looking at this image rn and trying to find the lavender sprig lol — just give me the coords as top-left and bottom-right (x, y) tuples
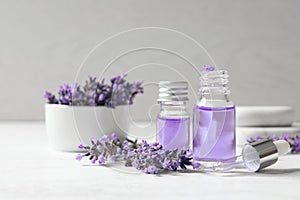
(76, 134), (200, 174)
(247, 134), (300, 153)
(76, 133), (123, 164)
(43, 73), (144, 108)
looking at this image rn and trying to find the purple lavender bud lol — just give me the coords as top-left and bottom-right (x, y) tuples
(111, 133), (118, 140)
(142, 140), (148, 146)
(185, 149), (193, 157)
(132, 160), (139, 168)
(112, 84), (118, 91)
(111, 75), (121, 84)
(87, 91), (95, 98)
(78, 144), (85, 149)
(43, 91), (59, 104)
(279, 135), (291, 141)
(191, 162), (201, 169)
(88, 99), (96, 106)
(202, 64), (215, 72)
(247, 138), (252, 143)
(116, 147), (122, 154)
(43, 91), (52, 99)
(123, 140), (128, 146)
(171, 160), (180, 169)
(255, 136), (263, 140)
(123, 143), (130, 151)
(270, 135), (279, 140)
(127, 150), (135, 157)
(144, 165), (158, 174)
(70, 83), (78, 93)
(295, 138), (299, 143)
(99, 135), (109, 143)
(110, 156), (117, 162)
(291, 137), (300, 153)
(76, 154), (83, 161)
(98, 94), (105, 101)
(63, 83), (69, 88)
(208, 66), (215, 71)
(120, 72), (127, 79)
(98, 156), (105, 165)
(162, 159), (171, 169)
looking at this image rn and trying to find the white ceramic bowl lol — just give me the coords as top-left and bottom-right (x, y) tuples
(236, 106), (294, 127)
(45, 104), (130, 152)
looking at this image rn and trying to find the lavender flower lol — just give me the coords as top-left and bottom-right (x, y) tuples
(83, 76), (110, 106)
(106, 72), (144, 108)
(76, 134), (200, 174)
(75, 154), (84, 161)
(43, 91), (58, 104)
(247, 134), (300, 153)
(201, 64), (215, 72)
(44, 73), (144, 107)
(144, 165), (158, 174)
(191, 162), (201, 169)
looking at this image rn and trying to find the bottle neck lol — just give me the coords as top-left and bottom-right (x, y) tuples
(197, 93), (234, 107)
(198, 70), (234, 108)
(159, 101), (189, 119)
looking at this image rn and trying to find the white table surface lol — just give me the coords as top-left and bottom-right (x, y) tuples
(0, 121), (300, 200)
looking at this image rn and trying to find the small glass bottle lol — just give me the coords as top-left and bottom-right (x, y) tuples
(193, 65), (236, 162)
(157, 81), (190, 150)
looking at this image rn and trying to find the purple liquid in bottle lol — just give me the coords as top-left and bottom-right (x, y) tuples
(157, 117), (189, 150)
(193, 106), (236, 161)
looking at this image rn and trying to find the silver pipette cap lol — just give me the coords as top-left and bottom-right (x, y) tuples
(242, 139), (290, 172)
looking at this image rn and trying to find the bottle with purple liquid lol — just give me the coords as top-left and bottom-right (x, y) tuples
(193, 65), (236, 162)
(157, 81), (189, 150)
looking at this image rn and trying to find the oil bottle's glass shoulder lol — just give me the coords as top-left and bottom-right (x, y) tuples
(196, 99), (235, 108)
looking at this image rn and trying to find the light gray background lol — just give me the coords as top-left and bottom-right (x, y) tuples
(0, 0), (299, 121)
